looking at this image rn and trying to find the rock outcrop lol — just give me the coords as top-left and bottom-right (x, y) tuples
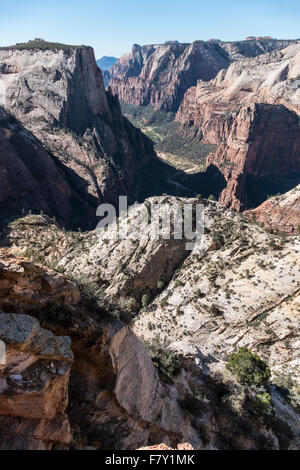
(245, 185), (300, 235)
(176, 42), (300, 137)
(0, 41), (157, 228)
(109, 39), (295, 112)
(206, 103), (300, 210)
(57, 196), (191, 307)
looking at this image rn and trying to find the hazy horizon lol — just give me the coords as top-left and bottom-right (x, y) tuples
(1, 0), (300, 59)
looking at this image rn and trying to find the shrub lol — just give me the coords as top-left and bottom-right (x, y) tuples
(157, 280), (165, 290)
(250, 392), (273, 420)
(144, 340), (182, 383)
(226, 347), (271, 387)
(179, 392), (207, 416)
(207, 194), (216, 201)
(196, 289), (205, 299)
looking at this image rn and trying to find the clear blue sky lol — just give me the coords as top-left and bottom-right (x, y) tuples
(1, 0), (299, 59)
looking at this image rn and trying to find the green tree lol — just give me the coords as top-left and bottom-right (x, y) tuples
(226, 347), (271, 386)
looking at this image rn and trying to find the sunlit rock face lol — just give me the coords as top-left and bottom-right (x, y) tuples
(0, 43), (157, 229)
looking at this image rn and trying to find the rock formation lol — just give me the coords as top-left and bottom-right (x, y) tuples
(2, 198), (299, 450)
(0, 248), (200, 450)
(206, 103), (300, 210)
(109, 39), (295, 112)
(0, 312), (73, 449)
(0, 106), (98, 228)
(176, 42), (300, 136)
(176, 43), (300, 210)
(0, 41), (158, 228)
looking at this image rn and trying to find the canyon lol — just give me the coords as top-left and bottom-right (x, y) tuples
(110, 40), (300, 213)
(109, 39), (295, 112)
(0, 37), (299, 451)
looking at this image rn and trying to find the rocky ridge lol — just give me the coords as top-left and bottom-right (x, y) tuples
(245, 185), (300, 235)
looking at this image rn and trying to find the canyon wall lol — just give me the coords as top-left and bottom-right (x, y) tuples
(176, 43), (300, 210)
(0, 42), (158, 228)
(109, 39), (295, 112)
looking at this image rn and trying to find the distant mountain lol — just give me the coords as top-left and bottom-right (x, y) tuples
(96, 56), (118, 71)
(109, 39), (296, 112)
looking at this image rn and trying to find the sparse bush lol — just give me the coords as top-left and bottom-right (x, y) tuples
(249, 392), (273, 421)
(144, 339), (182, 383)
(179, 392), (207, 417)
(141, 294), (149, 308)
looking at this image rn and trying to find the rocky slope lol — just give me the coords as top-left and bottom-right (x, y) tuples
(109, 39), (294, 112)
(245, 185), (300, 235)
(176, 43), (300, 210)
(2, 197), (299, 449)
(0, 40), (157, 228)
(0, 106), (98, 228)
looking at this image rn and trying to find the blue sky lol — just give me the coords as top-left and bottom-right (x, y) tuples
(1, 0), (299, 59)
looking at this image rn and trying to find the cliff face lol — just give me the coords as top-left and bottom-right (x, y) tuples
(245, 185), (300, 235)
(206, 103), (300, 210)
(0, 46), (110, 133)
(0, 42), (157, 227)
(176, 43), (300, 210)
(109, 39), (295, 112)
(0, 106), (99, 228)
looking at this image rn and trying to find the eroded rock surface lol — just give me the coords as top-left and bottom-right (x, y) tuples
(176, 43), (300, 210)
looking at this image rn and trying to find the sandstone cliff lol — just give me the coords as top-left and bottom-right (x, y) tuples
(109, 39), (294, 112)
(0, 41), (157, 228)
(245, 185), (300, 235)
(206, 103), (300, 210)
(0, 106), (97, 228)
(176, 42), (300, 137)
